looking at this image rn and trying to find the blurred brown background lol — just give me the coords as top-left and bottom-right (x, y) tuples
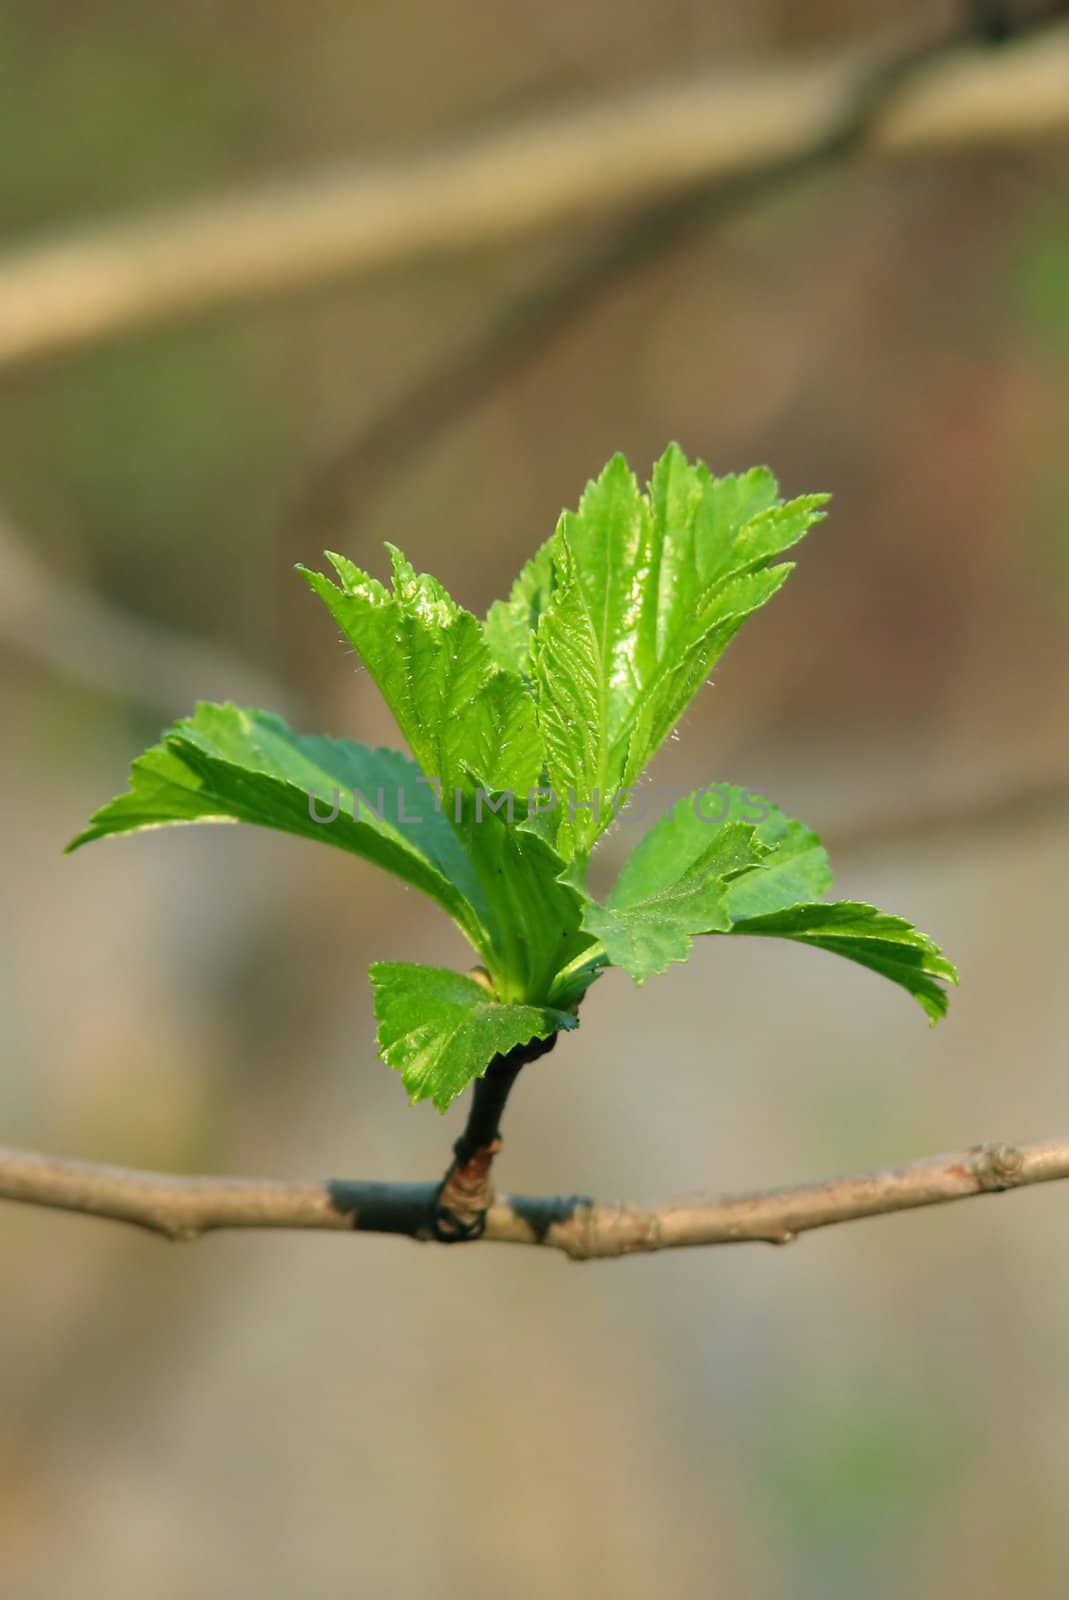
(1, 2), (1068, 1595)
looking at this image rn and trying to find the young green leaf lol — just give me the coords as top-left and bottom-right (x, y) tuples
(581, 818), (768, 979)
(299, 545), (542, 800)
(483, 533), (558, 678)
(608, 783), (833, 925)
(720, 901), (959, 1022)
(532, 445), (827, 861)
(370, 961), (577, 1110)
(581, 785), (830, 979)
(67, 702), (490, 949)
(302, 541), (605, 1003)
(447, 798), (598, 1006)
(585, 782), (956, 1017)
(721, 813), (832, 920)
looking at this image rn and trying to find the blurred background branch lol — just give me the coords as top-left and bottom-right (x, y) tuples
(828, 771), (1069, 856)
(290, 9), (1069, 545)
(0, 19), (1066, 374)
(0, 510), (296, 717)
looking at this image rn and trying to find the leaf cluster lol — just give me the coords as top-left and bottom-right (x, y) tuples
(71, 446), (956, 1108)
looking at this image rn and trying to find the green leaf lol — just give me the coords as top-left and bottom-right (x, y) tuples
(722, 901), (959, 1022)
(582, 818), (767, 979)
(721, 793), (831, 918)
(609, 784), (830, 913)
(370, 961), (577, 1110)
(448, 798), (599, 1006)
(300, 543), (602, 1005)
(483, 534), (558, 678)
(67, 703), (489, 950)
(582, 784), (830, 979)
(533, 445), (827, 860)
(583, 784), (955, 1019)
(299, 545), (543, 799)
(585, 784), (825, 979)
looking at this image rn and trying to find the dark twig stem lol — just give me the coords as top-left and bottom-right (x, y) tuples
(431, 1035), (558, 1241)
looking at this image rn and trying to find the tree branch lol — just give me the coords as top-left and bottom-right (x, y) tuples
(0, 22), (1067, 372)
(1, 1136), (1065, 1260)
(431, 1030), (558, 1241)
